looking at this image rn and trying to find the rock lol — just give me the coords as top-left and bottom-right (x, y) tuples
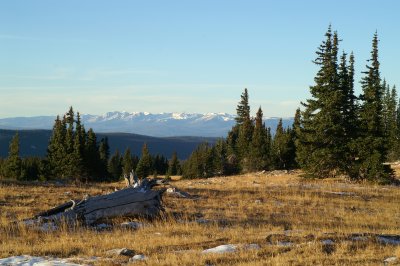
(120, 221), (144, 230)
(129, 254), (146, 262)
(321, 239), (334, 245)
(106, 248), (135, 257)
(202, 244), (237, 254)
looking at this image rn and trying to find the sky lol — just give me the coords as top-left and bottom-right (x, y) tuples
(0, 0), (399, 118)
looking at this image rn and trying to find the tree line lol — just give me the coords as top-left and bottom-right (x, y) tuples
(182, 26), (399, 183)
(0, 107), (181, 182)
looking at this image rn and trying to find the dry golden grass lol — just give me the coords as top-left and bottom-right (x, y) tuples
(1, 169), (399, 265)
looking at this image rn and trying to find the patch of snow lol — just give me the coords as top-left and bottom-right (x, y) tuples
(0, 255), (82, 266)
(202, 244), (237, 254)
(129, 254), (146, 262)
(384, 256), (397, 264)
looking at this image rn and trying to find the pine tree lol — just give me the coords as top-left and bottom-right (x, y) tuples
(167, 151), (180, 176)
(235, 88), (254, 171)
(296, 27), (347, 178)
(47, 115), (67, 179)
(5, 132), (22, 179)
(84, 128), (101, 182)
(356, 32), (392, 181)
(248, 107), (270, 171)
(272, 119), (291, 169)
(383, 84), (398, 160)
(108, 149), (122, 181)
(213, 139), (228, 176)
(99, 137), (110, 179)
(122, 148), (134, 177)
(136, 143), (153, 179)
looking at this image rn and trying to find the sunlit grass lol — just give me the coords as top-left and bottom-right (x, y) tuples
(1, 168), (399, 265)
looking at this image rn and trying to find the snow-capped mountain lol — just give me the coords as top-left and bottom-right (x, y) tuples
(0, 112), (293, 137)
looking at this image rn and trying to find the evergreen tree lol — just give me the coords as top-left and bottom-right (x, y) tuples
(122, 148), (134, 177)
(182, 142), (214, 179)
(47, 115), (67, 178)
(248, 107), (270, 171)
(84, 128), (101, 182)
(235, 88), (254, 171)
(5, 132), (21, 179)
(167, 151), (180, 176)
(99, 137), (110, 179)
(108, 149), (122, 181)
(272, 119), (292, 169)
(356, 32), (392, 181)
(296, 26), (348, 178)
(383, 84), (398, 160)
(235, 88), (251, 125)
(213, 139), (228, 176)
(136, 143), (153, 179)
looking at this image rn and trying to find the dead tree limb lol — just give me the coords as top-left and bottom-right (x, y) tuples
(31, 178), (167, 225)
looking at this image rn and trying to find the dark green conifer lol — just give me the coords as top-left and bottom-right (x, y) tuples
(356, 32), (392, 181)
(167, 151), (180, 176)
(249, 107), (269, 171)
(5, 132), (21, 179)
(136, 143), (153, 179)
(297, 26), (347, 178)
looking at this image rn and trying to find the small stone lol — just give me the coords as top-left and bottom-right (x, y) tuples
(129, 254), (146, 262)
(322, 239), (334, 245)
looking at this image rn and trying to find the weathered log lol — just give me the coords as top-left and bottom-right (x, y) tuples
(32, 178), (166, 225)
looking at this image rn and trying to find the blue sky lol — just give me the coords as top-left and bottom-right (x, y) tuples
(0, 0), (399, 118)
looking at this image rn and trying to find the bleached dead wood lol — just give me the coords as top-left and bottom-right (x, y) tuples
(31, 178), (166, 225)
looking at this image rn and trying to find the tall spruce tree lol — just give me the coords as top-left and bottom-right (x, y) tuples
(108, 149), (122, 181)
(272, 119), (292, 169)
(136, 143), (153, 179)
(47, 115), (67, 178)
(297, 27), (348, 178)
(235, 88), (254, 171)
(356, 32), (392, 181)
(167, 151), (180, 176)
(122, 148), (134, 177)
(383, 84), (398, 160)
(5, 132), (22, 179)
(249, 107), (270, 171)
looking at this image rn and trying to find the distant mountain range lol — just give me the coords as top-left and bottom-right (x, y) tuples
(0, 112), (294, 137)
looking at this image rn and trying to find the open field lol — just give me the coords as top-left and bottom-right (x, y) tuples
(1, 170), (400, 265)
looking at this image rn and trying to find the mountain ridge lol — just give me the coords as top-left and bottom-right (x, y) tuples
(0, 112), (294, 137)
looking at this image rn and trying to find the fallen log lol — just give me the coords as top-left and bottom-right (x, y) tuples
(30, 178), (166, 225)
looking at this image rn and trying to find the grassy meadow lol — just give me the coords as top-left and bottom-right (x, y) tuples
(0, 168), (399, 265)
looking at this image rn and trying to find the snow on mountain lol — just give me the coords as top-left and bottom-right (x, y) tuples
(0, 112), (293, 137)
